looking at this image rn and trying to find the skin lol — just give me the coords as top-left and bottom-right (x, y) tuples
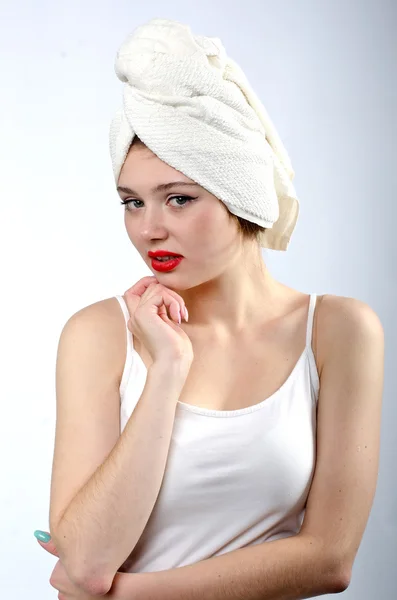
(37, 143), (306, 597)
(117, 141), (305, 338)
(35, 141), (385, 598)
(36, 537), (139, 598)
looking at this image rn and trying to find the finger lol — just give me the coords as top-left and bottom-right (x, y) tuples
(141, 283), (187, 323)
(35, 536), (59, 557)
(157, 287), (188, 321)
(124, 277), (188, 322)
(124, 276), (158, 299)
(123, 277), (158, 318)
(140, 286), (182, 324)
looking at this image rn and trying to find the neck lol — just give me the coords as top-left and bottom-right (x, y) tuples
(177, 245), (290, 336)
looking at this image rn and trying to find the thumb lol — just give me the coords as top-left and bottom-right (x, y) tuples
(34, 530), (59, 557)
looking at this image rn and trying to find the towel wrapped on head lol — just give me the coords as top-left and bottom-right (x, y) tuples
(109, 18), (299, 251)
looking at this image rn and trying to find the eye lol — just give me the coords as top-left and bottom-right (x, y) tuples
(119, 195), (196, 211)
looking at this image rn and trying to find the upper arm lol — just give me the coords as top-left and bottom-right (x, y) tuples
(49, 299), (124, 535)
(299, 295), (384, 584)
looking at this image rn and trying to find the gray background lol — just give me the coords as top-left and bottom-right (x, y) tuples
(1, 0), (395, 597)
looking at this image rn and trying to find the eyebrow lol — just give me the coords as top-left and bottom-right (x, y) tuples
(117, 181), (199, 195)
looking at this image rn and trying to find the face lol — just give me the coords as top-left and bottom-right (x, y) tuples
(117, 143), (245, 290)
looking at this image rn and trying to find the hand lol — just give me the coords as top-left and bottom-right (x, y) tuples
(35, 531), (153, 599)
(50, 560), (98, 600)
(123, 275), (193, 366)
(35, 533), (98, 599)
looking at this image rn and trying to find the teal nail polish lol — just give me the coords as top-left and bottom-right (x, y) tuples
(34, 530), (51, 543)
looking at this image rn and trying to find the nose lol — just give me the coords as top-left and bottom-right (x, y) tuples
(138, 207), (169, 243)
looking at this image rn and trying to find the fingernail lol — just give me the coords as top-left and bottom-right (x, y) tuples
(34, 530), (51, 543)
(177, 309), (181, 325)
(184, 307), (189, 322)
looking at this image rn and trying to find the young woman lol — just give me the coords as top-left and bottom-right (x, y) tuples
(38, 18), (384, 600)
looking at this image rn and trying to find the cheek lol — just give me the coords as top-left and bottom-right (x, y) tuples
(187, 208), (238, 265)
(192, 207), (229, 242)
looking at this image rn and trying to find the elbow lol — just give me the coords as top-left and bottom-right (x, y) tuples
(326, 574), (351, 595)
(60, 560), (115, 597)
(324, 555), (352, 594)
(49, 526), (114, 597)
(333, 566), (352, 594)
(49, 567), (110, 598)
(73, 574), (114, 597)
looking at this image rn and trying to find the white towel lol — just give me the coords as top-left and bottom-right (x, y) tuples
(109, 18), (299, 251)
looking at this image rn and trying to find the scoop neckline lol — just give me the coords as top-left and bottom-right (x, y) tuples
(131, 344), (309, 418)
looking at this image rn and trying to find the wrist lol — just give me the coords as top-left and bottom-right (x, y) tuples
(150, 358), (191, 381)
(111, 570), (154, 600)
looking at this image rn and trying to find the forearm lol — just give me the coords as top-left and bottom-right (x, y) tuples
(118, 534), (347, 600)
(50, 361), (187, 591)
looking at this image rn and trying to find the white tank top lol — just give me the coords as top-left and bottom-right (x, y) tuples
(114, 293), (320, 573)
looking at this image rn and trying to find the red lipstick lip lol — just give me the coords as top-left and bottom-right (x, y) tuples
(150, 255), (184, 272)
(148, 250), (183, 258)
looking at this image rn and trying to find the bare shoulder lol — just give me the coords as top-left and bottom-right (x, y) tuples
(315, 293), (384, 376)
(63, 296), (127, 387)
(68, 296), (125, 326)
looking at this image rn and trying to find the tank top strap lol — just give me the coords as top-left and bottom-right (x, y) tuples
(114, 295), (133, 398)
(305, 293), (317, 349)
(114, 294), (130, 326)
